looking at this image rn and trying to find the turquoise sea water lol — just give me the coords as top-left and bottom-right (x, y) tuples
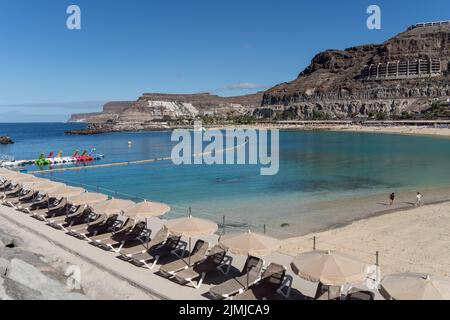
(2, 123), (450, 236)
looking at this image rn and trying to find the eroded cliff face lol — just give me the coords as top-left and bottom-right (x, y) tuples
(68, 24), (450, 128)
(260, 24), (450, 119)
(69, 93), (262, 126)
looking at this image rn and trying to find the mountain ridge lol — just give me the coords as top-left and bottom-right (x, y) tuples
(68, 22), (450, 130)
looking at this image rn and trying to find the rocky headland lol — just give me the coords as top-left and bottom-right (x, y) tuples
(68, 23), (450, 134)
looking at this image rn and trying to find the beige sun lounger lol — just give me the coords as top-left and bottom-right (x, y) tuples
(159, 240), (210, 277)
(173, 244), (231, 289)
(209, 256), (264, 299)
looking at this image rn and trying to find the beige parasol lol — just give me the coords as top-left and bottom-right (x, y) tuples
(23, 181), (65, 193)
(91, 198), (135, 216)
(0, 169), (24, 179)
(124, 200), (170, 220)
(165, 213), (218, 265)
(1, 172), (27, 183)
(291, 250), (368, 286)
(219, 230), (280, 257)
(219, 230), (281, 288)
(67, 192), (109, 206)
(48, 185), (85, 199)
(11, 175), (46, 185)
(380, 273), (450, 300)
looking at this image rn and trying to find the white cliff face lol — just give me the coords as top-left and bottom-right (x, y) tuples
(146, 100), (199, 117)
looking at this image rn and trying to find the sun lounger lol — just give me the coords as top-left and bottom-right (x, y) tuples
(50, 205), (92, 231)
(232, 263), (291, 300)
(208, 256), (264, 299)
(33, 198), (68, 221)
(47, 204), (83, 225)
(128, 235), (182, 269)
(75, 215), (121, 241)
(0, 180), (11, 191)
(5, 190), (38, 207)
(67, 213), (108, 234)
(119, 227), (169, 259)
(97, 221), (150, 253)
(89, 218), (134, 244)
(159, 240), (210, 277)
(0, 184), (22, 199)
(1, 189), (32, 205)
(173, 244), (230, 289)
(315, 283), (343, 300)
(345, 288), (375, 300)
(19, 194), (49, 213)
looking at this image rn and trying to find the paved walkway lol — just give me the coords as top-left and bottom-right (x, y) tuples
(0, 204), (376, 300)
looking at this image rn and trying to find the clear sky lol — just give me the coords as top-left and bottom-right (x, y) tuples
(1, 0), (449, 121)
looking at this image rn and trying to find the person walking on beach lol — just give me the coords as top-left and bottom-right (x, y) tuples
(389, 192), (395, 205)
(415, 192), (423, 207)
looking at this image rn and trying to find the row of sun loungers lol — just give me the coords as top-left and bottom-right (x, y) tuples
(1, 174), (293, 300)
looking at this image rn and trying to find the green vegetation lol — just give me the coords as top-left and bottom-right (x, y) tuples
(307, 110), (331, 120)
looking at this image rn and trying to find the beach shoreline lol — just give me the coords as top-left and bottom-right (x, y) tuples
(206, 123), (450, 139)
(264, 184), (450, 239)
(280, 199), (450, 278)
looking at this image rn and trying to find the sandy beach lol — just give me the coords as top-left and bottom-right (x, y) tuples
(281, 200), (450, 278)
(210, 123), (450, 138)
(333, 125), (450, 138)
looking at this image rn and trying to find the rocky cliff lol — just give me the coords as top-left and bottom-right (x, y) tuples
(67, 93), (263, 132)
(68, 23), (450, 129)
(68, 101), (134, 122)
(259, 24), (450, 119)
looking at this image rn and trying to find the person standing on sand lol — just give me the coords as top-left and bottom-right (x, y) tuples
(389, 192), (395, 205)
(415, 192), (423, 207)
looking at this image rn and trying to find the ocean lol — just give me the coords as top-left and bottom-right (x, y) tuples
(2, 122), (450, 237)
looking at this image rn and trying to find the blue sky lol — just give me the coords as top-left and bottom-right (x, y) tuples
(1, 0), (449, 121)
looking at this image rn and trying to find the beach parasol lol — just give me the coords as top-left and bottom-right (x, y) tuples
(48, 185), (85, 199)
(67, 192), (109, 206)
(219, 230), (281, 288)
(11, 175), (46, 185)
(380, 273), (450, 300)
(124, 200), (170, 221)
(23, 181), (65, 193)
(165, 213), (218, 266)
(291, 250), (368, 299)
(0, 169), (23, 179)
(91, 198), (135, 216)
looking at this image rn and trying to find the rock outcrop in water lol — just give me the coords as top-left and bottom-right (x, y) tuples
(0, 136), (13, 145)
(67, 23), (450, 133)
